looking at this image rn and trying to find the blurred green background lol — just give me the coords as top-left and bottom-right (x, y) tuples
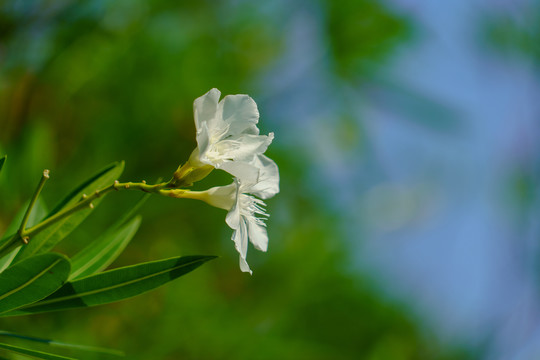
(1, 0), (539, 359)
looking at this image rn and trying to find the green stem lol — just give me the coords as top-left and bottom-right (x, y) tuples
(0, 234), (19, 261)
(23, 184), (116, 239)
(24, 181), (167, 239)
(0, 180), (170, 260)
(18, 170), (50, 243)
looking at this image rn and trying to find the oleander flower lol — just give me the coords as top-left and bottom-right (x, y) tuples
(168, 89), (279, 273)
(181, 154), (279, 274)
(172, 88), (274, 187)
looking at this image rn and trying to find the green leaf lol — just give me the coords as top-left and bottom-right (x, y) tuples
(0, 331), (124, 357)
(0, 247), (21, 275)
(0, 155), (5, 175)
(5, 255), (215, 316)
(0, 253), (70, 315)
(14, 161), (124, 262)
(69, 192), (149, 280)
(1, 198), (48, 240)
(0, 342), (76, 360)
(109, 192), (150, 232)
(69, 216), (141, 280)
(0, 198), (48, 273)
(48, 162), (123, 216)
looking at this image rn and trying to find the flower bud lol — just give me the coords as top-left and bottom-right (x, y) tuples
(170, 149), (214, 188)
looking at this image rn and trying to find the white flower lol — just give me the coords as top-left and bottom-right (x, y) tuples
(169, 88), (279, 273)
(189, 88), (274, 184)
(196, 154), (279, 274)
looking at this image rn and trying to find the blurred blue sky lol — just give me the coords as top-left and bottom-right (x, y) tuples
(261, 0), (540, 358)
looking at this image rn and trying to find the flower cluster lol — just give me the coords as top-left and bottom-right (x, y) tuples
(173, 89), (279, 274)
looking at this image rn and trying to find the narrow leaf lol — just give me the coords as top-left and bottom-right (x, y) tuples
(5, 255), (215, 316)
(0, 331), (124, 357)
(69, 216), (141, 280)
(110, 192), (150, 232)
(1, 198), (48, 240)
(0, 253), (70, 314)
(14, 161), (124, 262)
(48, 162), (123, 215)
(0, 342), (75, 360)
(68, 192), (149, 280)
(0, 198), (48, 273)
(0, 247), (20, 275)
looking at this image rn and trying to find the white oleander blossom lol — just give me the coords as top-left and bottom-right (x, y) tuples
(200, 154), (279, 274)
(188, 88), (274, 184)
(170, 89), (279, 272)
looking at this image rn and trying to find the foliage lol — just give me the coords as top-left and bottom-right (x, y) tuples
(482, 2), (540, 65)
(0, 157), (215, 358)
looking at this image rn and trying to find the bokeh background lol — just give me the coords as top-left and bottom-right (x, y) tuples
(1, 0), (539, 359)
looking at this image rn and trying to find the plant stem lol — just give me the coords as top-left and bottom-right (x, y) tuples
(0, 234), (20, 261)
(23, 181), (168, 239)
(22, 184), (116, 239)
(18, 170), (50, 243)
(0, 180), (170, 260)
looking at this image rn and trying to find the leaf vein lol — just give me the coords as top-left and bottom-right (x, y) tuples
(24, 258), (205, 308)
(0, 259), (62, 302)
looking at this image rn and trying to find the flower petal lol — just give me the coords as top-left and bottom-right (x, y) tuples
(219, 161), (259, 184)
(239, 256), (252, 274)
(217, 132), (274, 163)
(225, 182), (242, 228)
(219, 94), (260, 136)
(232, 218), (252, 274)
(193, 88), (221, 133)
(192, 129), (209, 166)
(205, 183), (237, 210)
(248, 154), (280, 199)
(247, 220), (268, 252)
